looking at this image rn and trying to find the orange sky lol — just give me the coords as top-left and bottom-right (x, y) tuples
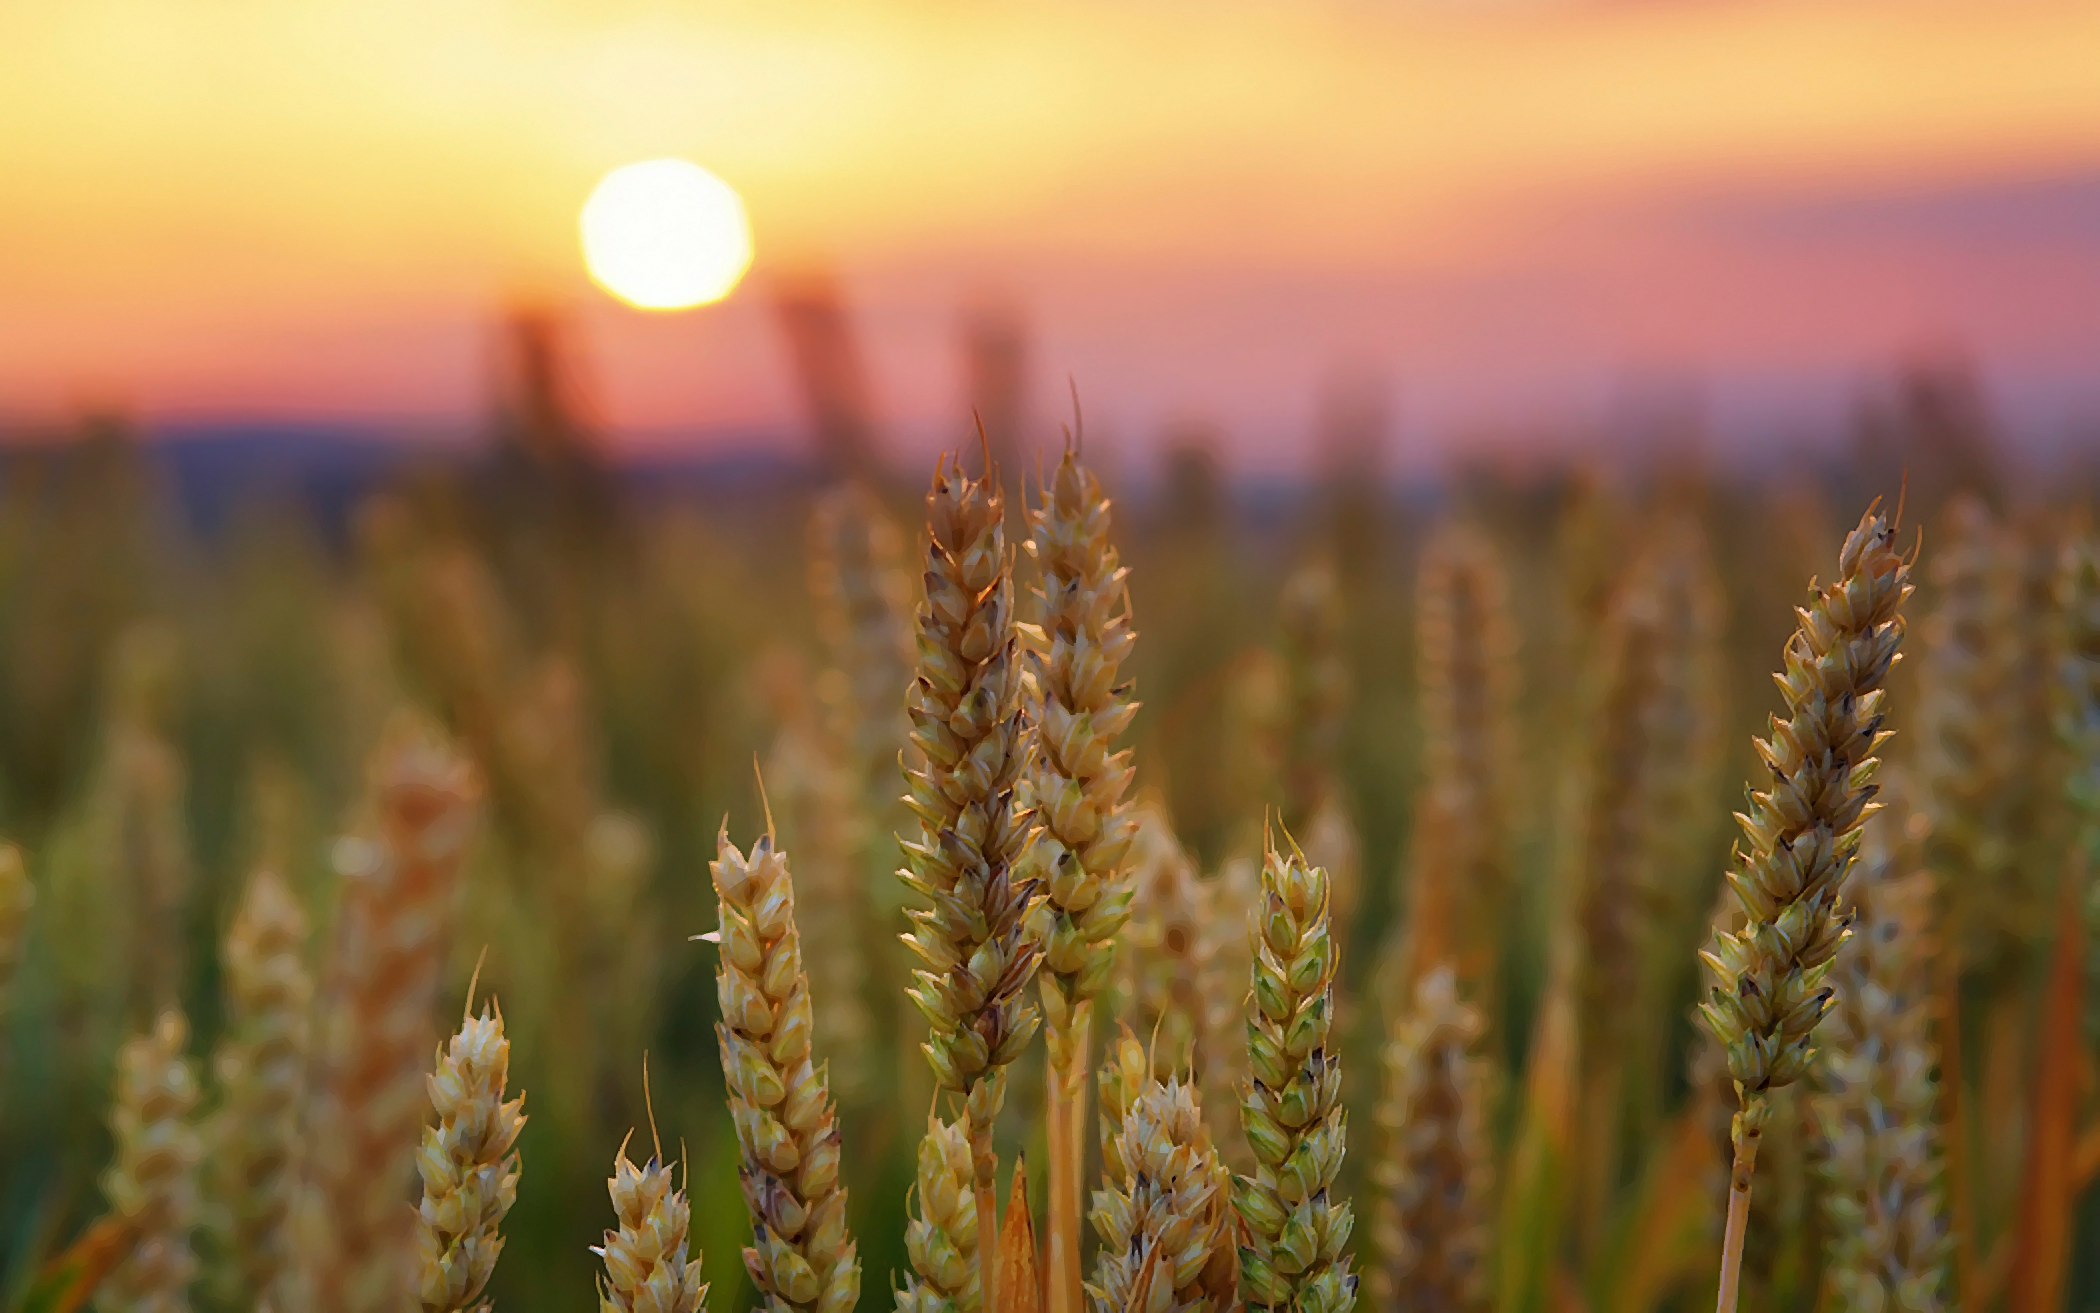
(5, 0), (2100, 463)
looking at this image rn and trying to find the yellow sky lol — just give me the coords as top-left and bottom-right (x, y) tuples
(4, 0), (2099, 434)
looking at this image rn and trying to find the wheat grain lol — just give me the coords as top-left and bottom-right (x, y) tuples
(1021, 445), (1139, 1313)
(897, 456), (1042, 1309)
(213, 867), (312, 1308)
(1088, 1028), (1235, 1313)
(1235, 842), (1356, 1313)
(1815, 800), (1949, 1312)
(595, 1145), (709, 1313)
(414, 1000), (525, 1313)
(304, 717), (483, 1313)
(100, 1009), (202, 1313)
(1700, 505), (1911, 1313)
(1370, 966), (1491, 1313)
(708, 828), (862, 1313)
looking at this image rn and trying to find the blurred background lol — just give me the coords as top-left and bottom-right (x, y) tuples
(3, 0), (2098, 1309)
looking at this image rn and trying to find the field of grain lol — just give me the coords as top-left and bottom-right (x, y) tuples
(0, 344), (2095, 1313)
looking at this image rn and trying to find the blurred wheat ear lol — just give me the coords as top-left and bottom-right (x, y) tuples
(100, 1008), (202, 1313)
(0, 841), (32, 1104)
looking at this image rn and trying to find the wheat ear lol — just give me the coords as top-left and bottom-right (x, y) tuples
(214, 867), (312, 1308)
(0, 841), (32, 1101)
(1389, 522), (1517, 1021)
(305, 718), (483, 1313)
(898, 455), (1042, 1311)
(1022, 445), (1139, 1313)
(1699, 506), (1911, 1313)
(413, 999), (524, 1313)
(708, 827), (861, 1313)
(810, 481), (919, 794)
(1123, 801), (1212, 1082)
(1235, 841), (1357, 1313)
(1815, 801), (1950, 1310)
(594, 1145), (708, 1313)
(1370, 966), (1492, 1312)
(1278, 558), (1360, 923)
(101, 1009), (203, 1313)
(896, 1114), (981, 1313)
(1088, 1027), (1236, 1313)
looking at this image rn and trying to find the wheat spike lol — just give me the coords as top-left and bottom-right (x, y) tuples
(811, 481), (919, 795)
(1815, 800), (1950, 1312)
(708, 828), (862, 1313)
(2056, 532), (2100, 836)
(762, 671), (877, 1104)
(897, 456), (1042, 1308)
(304, 717), (483, 1313)
(1700, 505), (1911, 1313)
(1235, 842), (1357, 1313)
(1122, 801), (1212, 1081)
(100, 1009), (203, 1313)
(594, 1145), (709, 1313)
(213, 867), (312, 1308)
(1914, 494), (2032, 979)
(1370, 966), (1492, 1313)
(1198, 855), (1260, 1171)
(414, 1000), (524, 1313)
(896, 1114), (982, 1313)
(1392, 521), (1517, 1018)
(1021, 445), (1139, 1313)
(1087, 1028), (1236, 1313)
(1277, 558), (1360, 923)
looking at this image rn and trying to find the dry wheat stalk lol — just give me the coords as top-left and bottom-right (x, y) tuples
(1914, 495), (2031, 979)
(1021, 446), (1139, 1313)
(304, 718), (483, 1313)
(1088, 1028), (1236, 1313)
(1815, 801), (1949, 1312)
(213, 867), (312, 1308)
(414, 1000), (525, 1313)
(1370, 966), (1492, 1313)
(1700, 505), (1911, 1313)
(896, 1114), (982, 1313)
(1235, 843), (1356, 1313)
(101, 1009), (202, 1313)
(897, 456), (1042, 1309)
(707, 828), (862, 1313)
(1392, 522), (1517, 1019)
(1122, 801), (1212, 1081)
(595, 1144), (709, 1313)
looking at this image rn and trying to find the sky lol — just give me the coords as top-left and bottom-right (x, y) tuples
(3, 0), (2099, 470)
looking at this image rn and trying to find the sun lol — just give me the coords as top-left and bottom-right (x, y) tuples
(580, 159), (754, 311)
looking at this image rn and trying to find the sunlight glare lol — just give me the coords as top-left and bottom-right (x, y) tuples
(580, 159), (753, 311)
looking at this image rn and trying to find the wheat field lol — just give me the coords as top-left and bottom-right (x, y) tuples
(0, 365), (2095, 1313)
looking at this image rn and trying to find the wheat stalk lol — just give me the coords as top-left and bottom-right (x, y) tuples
(594, 1144), (709, 1313)
(1021, 445), (1139, 1313)
(304, 717), (483, 1313)
(1815, 800), (1950, 1311)
(896, 1114), (981, 1313)
(707, 827), (862, 1313)
(1699, 505), (1911, 1313)
(1370, 966), (1492, 1312)
(101, 1009), (202, 1313)
(1235, 841), (1356, 1313)
(1088, 1027), (1236, 1313)
(414, 1000), (525, 1313)
(1278, 560), (1360, 925)
(1390, 522), (1517, 1021)
(897, 455), (1042, 1310)
(0, 840), (31, 1101)
(213, 867), (312, 1308)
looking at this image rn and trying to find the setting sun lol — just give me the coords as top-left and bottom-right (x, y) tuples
(580, 159), (753, 312)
